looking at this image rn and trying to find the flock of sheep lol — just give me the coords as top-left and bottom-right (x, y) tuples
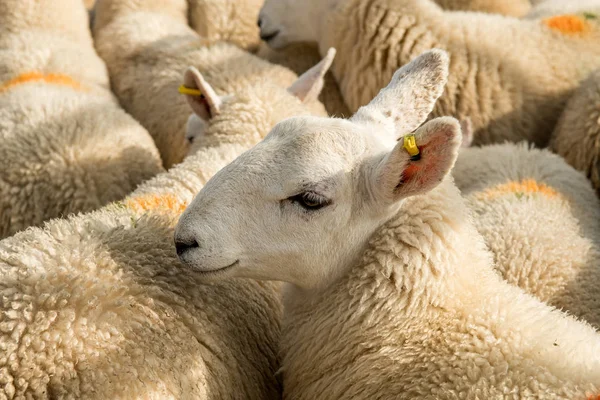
(1, 0), (600, 398)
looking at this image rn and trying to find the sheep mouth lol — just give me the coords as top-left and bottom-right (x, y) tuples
(260, 30), (280, 42)
(197, 260), (240, 276)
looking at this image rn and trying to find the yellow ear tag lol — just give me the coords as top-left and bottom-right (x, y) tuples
(403, 134), (421, 161)
(178, 85), (203, 97)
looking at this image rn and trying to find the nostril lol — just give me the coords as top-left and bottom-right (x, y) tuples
(257, 18), (263, 28)
(175, 238), (199, 257)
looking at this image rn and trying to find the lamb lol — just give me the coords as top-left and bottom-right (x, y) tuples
(0, 0), (163, 239)
(550, 69), (600, 195)
(0, 50), (333, 399)
(258, 0), (600, 147)
(175, 50), (600, 399)
(93, 0), (325, 168)
(453, 142), (600, 329)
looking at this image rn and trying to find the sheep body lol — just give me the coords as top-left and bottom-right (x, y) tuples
(0, 0), (163, 239)
(453, 143), (600, 328)
(260, 0), (600, 146)
(93, 0), (324, 168)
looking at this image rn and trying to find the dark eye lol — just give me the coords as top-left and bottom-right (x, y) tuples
(288, 192), (331, 211)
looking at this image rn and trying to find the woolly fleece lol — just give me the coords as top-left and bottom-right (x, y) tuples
(0, 71), (327, 398)
(0, 0), (163, 239)
(454, 143), (600, 329)
(268, 0), (600, 146)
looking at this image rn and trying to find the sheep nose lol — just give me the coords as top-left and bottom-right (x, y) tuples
(257, 17), (263, 28)
(175, 238), (200, 257)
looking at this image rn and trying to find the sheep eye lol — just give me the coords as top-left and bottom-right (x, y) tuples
(288, 192), (330, 211)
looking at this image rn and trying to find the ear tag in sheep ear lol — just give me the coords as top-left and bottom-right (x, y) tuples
(178, 85), (203, 97)
(403, 134), (421, 161)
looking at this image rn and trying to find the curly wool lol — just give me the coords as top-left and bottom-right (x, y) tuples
(454, 143), (600, 329)
(0, 0), (163, 239)
(316, 0), (600, 146)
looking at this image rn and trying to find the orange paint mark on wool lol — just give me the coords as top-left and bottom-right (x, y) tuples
(125, 194), (189, 215)
(0, 72), (88, 94)
(542, 15), (589, 35)
(477, 179), (561, 201)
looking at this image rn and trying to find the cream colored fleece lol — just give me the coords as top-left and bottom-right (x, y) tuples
(281, 178), (600, 400)
(0, 0), (163, 239)
(315, 0), (600, 146)
(550, 69), (600, 196)
(454, 143), (600, 329)
(93, 0), (324, 168)
(0, 78), (325, 399)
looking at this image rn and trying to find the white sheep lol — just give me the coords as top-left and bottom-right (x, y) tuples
(0, 0), (163, 239)
(453, 142), (600, 329)
(550, 69), (600, 195)
(258, 0), (600, 147)
(93, 0), (326, 168)
(0, 53), (333, 399)
(175, 50), (600, 399)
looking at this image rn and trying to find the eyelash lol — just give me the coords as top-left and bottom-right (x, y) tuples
(287, 191), (331, 211)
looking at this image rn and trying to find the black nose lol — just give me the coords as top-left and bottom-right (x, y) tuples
(257, 18), (262, 28)
(175, 238), (199, 257)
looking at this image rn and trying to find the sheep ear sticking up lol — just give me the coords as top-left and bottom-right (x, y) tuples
(373, 117), (462, 204)
(351, 49), (450, 143)
(183, 66), (222, 122)
(287, 47), (336, 103)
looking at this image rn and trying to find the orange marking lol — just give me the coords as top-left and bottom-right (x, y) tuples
(125, 194), (188, 215)
(543, 15), (590, 35)
(477, 179), (561, 201)
(0, 72), (88, 94)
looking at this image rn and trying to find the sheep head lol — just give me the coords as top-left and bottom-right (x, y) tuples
(182, 48), (336, 151)
(174, 50), (463, 289)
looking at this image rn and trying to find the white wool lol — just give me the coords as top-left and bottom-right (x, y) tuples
(0, 0), (163, 239)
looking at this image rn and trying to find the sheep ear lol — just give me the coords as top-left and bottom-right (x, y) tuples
(372, 117), (461, 204)
(183, 66), (222, 122)
(287, 48), (336, 103)
(351, 49), (449, 143)
(460, 117), (473, 148)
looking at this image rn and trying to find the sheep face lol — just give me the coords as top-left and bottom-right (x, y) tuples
(174, 50), (462, 290)
(258, 0), (340, 49)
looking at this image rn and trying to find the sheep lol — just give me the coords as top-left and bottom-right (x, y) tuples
(434, 0), (531, 16)
(0, 0), (163, 239)
(92, 0), (326, 168)
(258, 0), (600, 148)
(0, 49), (333, 399)
(550, 69), (600, 196)
(175, 50), (600, 399)
(453, 142), (600, 329)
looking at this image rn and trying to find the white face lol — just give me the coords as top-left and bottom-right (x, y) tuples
(258, 0), (340, 49)
(175, 50), (462, 290)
